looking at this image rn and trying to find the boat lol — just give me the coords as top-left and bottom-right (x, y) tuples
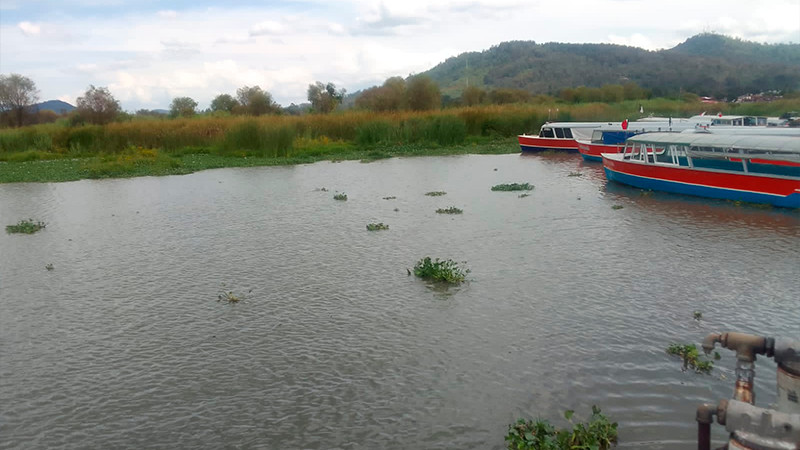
(601, 133), (800, 208)
(577, 118), (714, 162)
(518, 122), (621, 153)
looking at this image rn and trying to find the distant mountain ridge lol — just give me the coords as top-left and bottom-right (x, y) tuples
(421, 33), (800, 100)
(34, 100), (75, 114)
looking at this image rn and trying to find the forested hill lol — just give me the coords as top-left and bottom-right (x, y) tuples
(422, 33), (800, 100)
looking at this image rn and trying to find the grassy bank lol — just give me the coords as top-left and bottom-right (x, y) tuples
(2, 98), (797, 183)
(0, 140), (518, 183)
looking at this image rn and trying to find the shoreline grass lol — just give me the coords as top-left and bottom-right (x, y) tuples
(0, 140), (518, 183)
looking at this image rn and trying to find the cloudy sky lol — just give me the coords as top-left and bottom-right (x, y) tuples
(1, 0), (798, 111)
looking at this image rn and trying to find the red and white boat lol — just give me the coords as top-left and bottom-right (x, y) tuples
(602, 133), (800, 208)
(518, 122), (620, 153)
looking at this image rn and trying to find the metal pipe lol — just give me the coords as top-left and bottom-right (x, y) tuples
(696, 403), (716, 450)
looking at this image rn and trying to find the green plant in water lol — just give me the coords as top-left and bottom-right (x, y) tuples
(518, 193), (530, 198)
(333, 192), (348, 201)
(413, 257), (469, 284)
(45, 263), (54, 271)
(693, 310), (702, 321)
(383, 196), (396, 200)
(568, 172), (583, 177)
(436, 206), (463, 214)
(6, 219), (46, 234)
(492, 183), (534, 191)
(425, 191), (447, 196)
(217, 283), (250, 304)
(611, 205), (624, 210)
(505, 406), (618, 450)
(366, 222), (389, 231)
(666, 343), (714, 374)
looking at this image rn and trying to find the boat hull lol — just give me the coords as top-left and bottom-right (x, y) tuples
(518, 135), (579, 153)
(578, 141), (623, 162)
(602, 155), (800, 208)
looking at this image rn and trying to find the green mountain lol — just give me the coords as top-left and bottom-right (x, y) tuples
(421, 33), (800, 101)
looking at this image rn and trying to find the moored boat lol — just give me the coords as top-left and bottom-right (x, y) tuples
(577, 118), (713, 162)
(518, 122), (620, 153)
(601, 133), (800, 208)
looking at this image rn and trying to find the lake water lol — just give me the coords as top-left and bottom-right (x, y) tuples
(1, 153), (798, 449)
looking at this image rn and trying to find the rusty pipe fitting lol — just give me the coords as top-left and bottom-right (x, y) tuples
(696, 403), (716, 450)
(702, 332), (770, 362)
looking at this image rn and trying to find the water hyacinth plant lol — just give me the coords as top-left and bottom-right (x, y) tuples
(413, 257), (469, 284)
(425, 191), (447, 196)
(6, 219), (46, 234)
(436, 206), (463, 214)
(505, 406), (618, 450)
(666, 343), (714, 374)
(491, 183), (534, 191)
(366, 222), (389, 231)
(333, 192), (348, 201)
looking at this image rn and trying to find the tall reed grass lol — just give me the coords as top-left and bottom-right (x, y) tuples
(2, 98), (797, 160)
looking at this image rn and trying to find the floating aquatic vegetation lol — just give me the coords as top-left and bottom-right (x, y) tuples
(6, 219), (46, 234)
(491, 183), (533, 191)
(366, 223), (389, 231)
(693, 310), (702, 321)
(518, 193), (530, 198)
(217, 283), (250, 304)
(45, 263), (54, 271)
(568, 172), (583, 177)
(506, 406), (618, 450)
(436, 206), (463, 214)
(333, 193), (348, 201)
(666, 343), (714, 374)
(611, 205), (624, 210)
(425, 191), (447, 196)
(382, 196), (396, 200)
(413, 257), (469, 284)
(314, 187), (329, 192)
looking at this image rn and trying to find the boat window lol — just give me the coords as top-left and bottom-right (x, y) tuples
(744, 117), (757, 126)
(563, 128), (573, 138)
(554, 128), (565, 138)
(591, 130), (602, 142)
(541, 128), (555, 138)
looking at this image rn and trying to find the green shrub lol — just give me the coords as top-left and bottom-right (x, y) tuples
(506, 406), (618, 450)
(413, 257), (469, 283)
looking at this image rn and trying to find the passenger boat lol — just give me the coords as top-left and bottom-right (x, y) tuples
(518, 122), (620, 153)
(577, 118), (713, 162)
(601, 133), (800, 208)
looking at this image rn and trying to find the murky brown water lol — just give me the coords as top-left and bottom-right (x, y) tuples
(1, 153), (798, 449)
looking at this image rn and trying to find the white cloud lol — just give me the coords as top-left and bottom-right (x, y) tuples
(18, 21), (41, 36)
(249, 20), (286, 36)
(157, 10), (178, 19)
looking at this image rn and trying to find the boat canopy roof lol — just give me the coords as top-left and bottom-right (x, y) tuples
(541, 122), (618, 129)
(626, 132), (800, 153)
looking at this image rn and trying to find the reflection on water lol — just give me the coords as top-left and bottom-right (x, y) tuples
(1, 153), (797, 449)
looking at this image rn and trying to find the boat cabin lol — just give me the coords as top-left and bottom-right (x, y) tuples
(710, 115), (767, 127)
(620, 133), (800, 175)
(537, 122), (615, 141)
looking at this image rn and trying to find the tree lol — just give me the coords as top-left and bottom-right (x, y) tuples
(0, 73), (40, 127)
(461, 85), (485, 106)
(307, 81), (345, 113)
(76, 85), (121, 125)
(235, 86), (278, 116)
(354, 77), (406, 112)
(169, 96), (198, 118)
(406, 75), (441, 111)
(210, 93), (238, 113)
